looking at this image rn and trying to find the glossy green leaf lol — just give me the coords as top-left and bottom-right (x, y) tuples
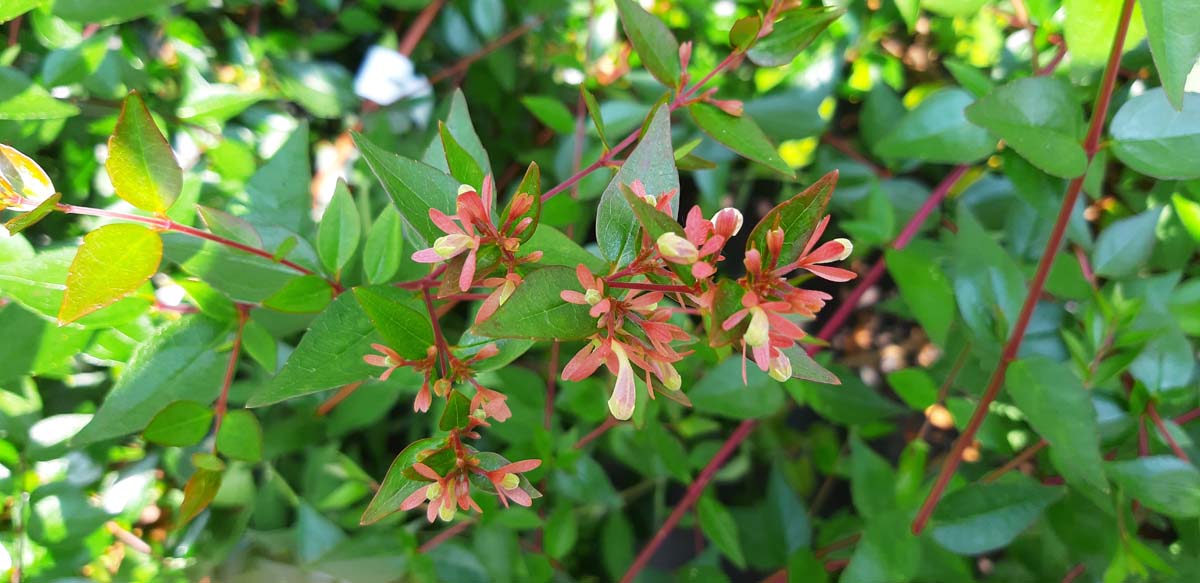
(1141, 0), (1200, 110)
(689, 357), (786, 420)
(778, 345), (839, 384)
(581, 87), (608, 148)
(1173, 194), (1200, 244)
(965, 77), (1086, 178)
(1063, 0), (1146, 71)
(850, 434), (895, 519)
(0, 0), (43, 24)
(596, 106), (679, 268)
(545, 503), (579, 559)
(361, 437), (443, 524)
(0, 67), (80, 120)
(422, 89), (492, 180)
(728, 15), (761, 51)
(179, 468), (223, 525)
(363, 205), (404, 284)
(318, 179), (361, 276)
(842, 510), (920, 583)
(163, 233), (302, 302)
(614, 0), (680, 87)
(438, 120), (485, 189)
(746, 7), (843, 67)
(746, 170), (836, 264)
(0, 247), (149, 329)
(262, 274), (334, 313)
(1006, 358), (1110, 502)
(689, 101), (793, 178)
(472, 266), (597, 341)
(876, 89), (995, 164)
(105, 92), (182, 213)
(953, 207), (1025, 341)
(885, 243), (956, 346)
(923, 0), (988, 16)
(53, 0), (184, 24)
(517, 225), (607, 272)
(1106, 456), (1200, 518)
(247, 293), (380, 407)
(931, 480), (1065, 555)
(355, 132), (459, 248)
(1129, 328), (1194, 393)
(242, 123), (312, 233)
(59, 223), (162, 324)
(143, 401), (213, 447)
(1111, 89), (1200, 180)
(438, 390), (473, 432)
(797, 370), (905, 425)
(216, 409), (263, 462)
(197, 205), (262, 247)
(522, 96), (576, 134)
(1091, 208), (1162, 278)
(620, 184), (692, 284)
(4, 192), (60, 234)
(353, 286), (434, 360)
(75, 316), (230, 444)
(698, 495), (746, 568)
(500, 162), (540, 244)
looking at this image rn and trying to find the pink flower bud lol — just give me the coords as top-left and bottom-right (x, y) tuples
(656, 232), (700, 264)
(828, 238), (853, 261)
(766, 227), (785, 257)
(679, 41), (693, 72)
(710, 208), (744, 238)
(432, 233), (474, 259)
(709, 98), (744, 117)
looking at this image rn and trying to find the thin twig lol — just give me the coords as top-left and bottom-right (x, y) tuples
(1147, 402), (1190, 462)
(212, 306), (249, 445)
(981, 439), (1048, 483)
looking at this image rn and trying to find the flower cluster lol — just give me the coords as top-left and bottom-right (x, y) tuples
(399, 439), (541, 522)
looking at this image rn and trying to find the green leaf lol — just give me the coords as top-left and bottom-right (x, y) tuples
(318, 179), (361, 276)
(689, 357), (786, 420)
(797, 369), (904, 425)
(1129, 327), (1195, 393)
(59, 223), (162, 324)
(581, 87), (609, 149)
(197, 205), (262, 247)
(728, 15), (761, 51)
(1092, 208), (1162, 279)
(247, 293), (379, 407)
(842, 510), (921, 583)
(74, 317), (230, 444)
(352, 286), (434, 360)
(216, 410), (263, 462)
(361, 437), (442, 524)
(944, 59), (994, 98)
(163, 233), (302, 303)
(931, 479), (1065, 555)
(52, 0), (184, 24)
(1106, 456), (1200, 518)
(242, 123), (312, 233)
(596, 106), (679, 268)
(4, 192), (61, 234)
(766, 469), (810, 552)
(614, 0), (680, 87)
(545, 504), (579, 560)
(0, 67), (80, 120)
(778, 345), (839, 384)
(438, 120), (485, 189)
(363, 205), (405, 284)
(746, 170), (836, 264)
(518, 225), (607, 272)
(275, 60), (356, 119)
(697, 495), (746, 568)
(620, 184), (692, 284)
(746, 7), (843, 67)
(1111, 89), (1200, 180)
(787, 550), (828, 583)
(965, 77), (1086, 178)
(850, 434), (896, 519)
(472, 266), (597, 341)
(689, 101), (794, 178)
(522, 96), (576, 135)
(1006, 358), (1110, 502)
(0, 0), (43, 24)
(876, 88), (995, 164)
(355, 132), (459, 248)
(241, 318), (277, 372)
(1173, 194), (1200, 244)
(262, 274), (334, 313)
(922, 0), (988, 16)
(0, 247), (149, 329)
(106, 92), (182, 213)
(1141, 0), (1200, 110)
(423, 89), (492, 180)
(143, 401), (213, 447)
(438, 390), (473, 432)
(179, 468), (223, 525)
(953, 207), (1026, 341)
(1063, 0), (1146, 71)
(885, 243), (956, 346)
(500, 162), (541, 244)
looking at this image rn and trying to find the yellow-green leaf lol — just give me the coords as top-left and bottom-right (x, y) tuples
(58, 223), (162, 324)
(106, 91), (182, 213)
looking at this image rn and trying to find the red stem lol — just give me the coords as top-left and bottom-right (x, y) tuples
(212, 306), (249, 446)
(398, 0), (446, 56)
(574, 417), (619, 449)
(317, 381), (365, 416)
(422, 288), (452, 378)
(1176, 408), (1200, 425)
(428, 18), (543, 85)
(1147, 402), (1190, 462)
(417, 519), (474, 553)
(619, 420), (756, 583)
(1062, 563), (1086, 583)
(911, 0), (1135, 535)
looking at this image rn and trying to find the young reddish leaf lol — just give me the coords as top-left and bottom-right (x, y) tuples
(613, 0), (681, 87)
(745, 170), (837, 264)
(106, 91), (182, 213)
(4, 192), (60, 234)
(216, 409), (263, 462)
(179, 468), (223, 525)
(143, 401), (213, 447)
(472, 266), (597, 341)
(59, 223), (163, 324)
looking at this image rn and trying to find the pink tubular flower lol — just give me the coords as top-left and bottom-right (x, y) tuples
(364, 344), (439, 412)
(561, 264), (610, 319)
(480, 459), (541, 507)
(362, 343), (403, 381)
(400, 462), (479, 523)
(607, 342), (637, 420)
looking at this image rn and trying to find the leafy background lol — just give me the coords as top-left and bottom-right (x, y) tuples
(1, 0), (1200, 582)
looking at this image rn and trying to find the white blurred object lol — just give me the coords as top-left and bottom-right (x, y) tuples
(355, 46), (433, 108)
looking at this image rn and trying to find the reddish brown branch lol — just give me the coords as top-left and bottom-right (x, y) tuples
(317, 381), (365, 416)
(1147, 402), (1190, 462)
(212, 306), (249, 445)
